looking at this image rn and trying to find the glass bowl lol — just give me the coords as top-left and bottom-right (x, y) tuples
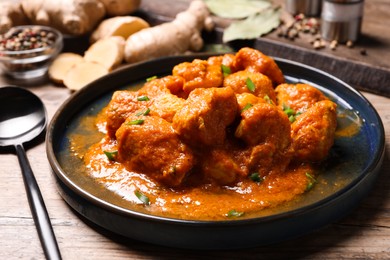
(0, 25), (63, 79)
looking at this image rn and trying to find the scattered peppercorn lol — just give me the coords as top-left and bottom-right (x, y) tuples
(0, 26), (57, 52)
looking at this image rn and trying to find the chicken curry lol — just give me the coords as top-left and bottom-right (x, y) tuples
(72, 47), (340, 220)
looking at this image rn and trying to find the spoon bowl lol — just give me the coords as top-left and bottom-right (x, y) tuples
(0, 86), (61, 259)
(0, 87), (46, 146)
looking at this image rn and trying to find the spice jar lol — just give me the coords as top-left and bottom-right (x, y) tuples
(285, 0), (323, 17)
(321, 0), (364, 43)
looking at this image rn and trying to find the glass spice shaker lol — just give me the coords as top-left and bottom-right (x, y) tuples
(321, 0), (364, 43)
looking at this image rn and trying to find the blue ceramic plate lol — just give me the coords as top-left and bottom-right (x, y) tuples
(46, 54), (385, 249)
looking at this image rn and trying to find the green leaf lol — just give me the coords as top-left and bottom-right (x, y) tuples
(127, 119), (144, 125)
(204, 0), (271, 19)
(135, 108), (150, 116)
(146, 76), (157, 82)
(103, 150), (118, 161)
(202, 44), (235, 53)
(134, 190), (150, 205)
(246, 77), (256, 92)
(223, 7), (281, 42)
(241, 103), (253, 112)
(249, 172), (262, 182)
(305, 172), (317, 191)
(137, 95), (150, 101)
(226, 209), (245, 218)
(221, 64), (231, 76)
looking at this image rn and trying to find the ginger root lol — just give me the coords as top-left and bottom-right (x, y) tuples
(90, 16), (149, 43)
(0, 1), (29, 33)
(21, 0), (106, 35)
(63, 61), (109, 91)
(124, 0), (214, 63)
(84, 36), (125, 70)
(99, 0), (141, 16)
(0, 0), (142, 36)
(48, 52), (84, 84)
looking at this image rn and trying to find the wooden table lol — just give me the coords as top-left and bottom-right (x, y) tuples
(1, 1), (390, 259)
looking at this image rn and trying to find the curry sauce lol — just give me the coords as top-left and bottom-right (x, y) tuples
(68, 48), (347, 220)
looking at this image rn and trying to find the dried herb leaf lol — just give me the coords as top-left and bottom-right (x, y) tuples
(204, 0), (271, 19)
(134, 190), (150, 205)
(223, 8), (281, 42)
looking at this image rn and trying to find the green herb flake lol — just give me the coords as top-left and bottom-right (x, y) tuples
(103, 150), (118, 161)
(127, 119), (144, 125)
(263, 95), (273, 104)
(134, 190), (150, 205)
(246, 77), (256, 92)
(241, 103), (253, 112)
(249, 172), (262, 182)
(283, 104), (298, 122)
(227, 209), (245, 218)
(135, 108), (150, 116)
(221, 64), (231, 76)
(137, 95), (150, 101)
(146, 75), (157, 82)
(305, 172), (317, 191)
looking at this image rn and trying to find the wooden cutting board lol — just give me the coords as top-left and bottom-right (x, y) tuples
(138, 0), (390, 97)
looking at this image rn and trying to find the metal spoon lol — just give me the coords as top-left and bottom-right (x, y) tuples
(0, 86), (61, 260)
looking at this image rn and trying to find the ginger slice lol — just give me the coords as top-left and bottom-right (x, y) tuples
(63, 61), (108, 91)
(84, 36), (125, 71)
(48, 53), (84, 84)
(90, 16), (149, 43)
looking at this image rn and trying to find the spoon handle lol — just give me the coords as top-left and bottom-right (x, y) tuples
(15, 144), (62, 260)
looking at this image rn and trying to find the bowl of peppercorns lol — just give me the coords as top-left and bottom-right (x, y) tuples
(0, 25), (63, 79)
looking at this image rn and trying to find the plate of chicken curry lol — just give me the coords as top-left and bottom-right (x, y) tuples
(47, 47), (385, 249)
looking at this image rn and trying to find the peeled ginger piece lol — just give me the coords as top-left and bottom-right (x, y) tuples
(63, 61), (108, 91)
(48, 53), (84, 84)
(90, 16), (149, 43)
(84, 36), (125, 71)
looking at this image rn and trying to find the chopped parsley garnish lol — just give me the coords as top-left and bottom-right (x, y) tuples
(146, 75), (157, 82)
(134, 190), (150, 205)
(263, 95), (273, 104)
(137, 95), (150, 101)
(305, 172), (317, 191)
(241, 103), (253, 112)
(135, 108), (150, 116)
(245, 77), (256, 92)
(221, 64), (231, 76)
(227, 209), (244, 218)
(127, 119), (144, 125)
(249, 172), (262, 182)
(282, 103), (300, 123)
(103, 150), (118, 161)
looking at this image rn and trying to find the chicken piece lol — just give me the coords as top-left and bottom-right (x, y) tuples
(207, 53), (235, 70)
(275, 83), (328, 113)
(232, 47), (285, 86)
(291, 100), (337, 162)
(247, 142), (292, 177)
(138, 75), (184, 98)
(116, 114), (195, 187)
(105, 90), (151, 137)
(149, 93), (185, 123)
(235, 102), (291, 150)
(173, 87), (238, 147)
(201, 147), (248, 185)
(172, 59), (223, 96)
(235, 92), (266, 112)
(223, 71), (276, 103)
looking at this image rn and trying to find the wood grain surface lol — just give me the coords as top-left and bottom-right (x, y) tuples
(1, 0), (390, 259)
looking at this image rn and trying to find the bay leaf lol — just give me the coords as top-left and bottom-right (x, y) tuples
(204, 0), (272, 19)
(222, 8), (281, 42)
